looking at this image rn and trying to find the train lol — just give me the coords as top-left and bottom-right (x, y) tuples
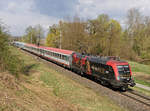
(13, 41), (136, 91)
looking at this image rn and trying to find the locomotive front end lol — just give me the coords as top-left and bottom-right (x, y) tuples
(107, 60), (136, 91)
(116, 64), (136, 89)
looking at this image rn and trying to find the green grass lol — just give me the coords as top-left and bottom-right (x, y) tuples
(0, 47), (129, 111)
(131, 86), (150, 97)
(37, 60), (126, 111)
(129, 61), (150, 75)
(13, 48), (127, 111)
(40, 70), (126, 111)
(134, 78), (150, 87)
(128, 61), (150, 88)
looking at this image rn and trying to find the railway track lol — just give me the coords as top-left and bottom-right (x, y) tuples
(120, 89), (150, 107)
(21, 49), (150, 111)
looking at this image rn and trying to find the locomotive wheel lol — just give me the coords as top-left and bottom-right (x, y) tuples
(121, 86), (128, 91)
(100, 80), (109, 86)
(100, 80), (105, 85)
(80, 71), (84, 77)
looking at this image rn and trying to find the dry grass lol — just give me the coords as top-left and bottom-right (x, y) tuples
(0, 47), (127, 111)
(0, 72), (79, 111)
(134, 72), (150, 83)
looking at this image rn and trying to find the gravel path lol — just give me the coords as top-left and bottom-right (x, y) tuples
(136, 83), (150, 91)
(22, 50), (150, 111)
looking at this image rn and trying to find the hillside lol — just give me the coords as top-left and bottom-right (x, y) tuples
(0, 47), (127, 111)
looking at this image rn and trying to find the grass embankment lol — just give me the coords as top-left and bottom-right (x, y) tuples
(128, 61), (150, 96)
(0, 47), (127, 111)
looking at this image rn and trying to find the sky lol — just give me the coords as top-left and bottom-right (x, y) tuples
(0, 0), (150, 36)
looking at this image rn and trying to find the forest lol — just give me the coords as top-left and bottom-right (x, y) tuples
(23, 8), (150, 62)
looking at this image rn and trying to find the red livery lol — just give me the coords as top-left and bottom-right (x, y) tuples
(14, 42), (135, 91)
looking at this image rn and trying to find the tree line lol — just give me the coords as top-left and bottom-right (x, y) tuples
(22, 24), (45, 45)
(23, 8), (150, 62)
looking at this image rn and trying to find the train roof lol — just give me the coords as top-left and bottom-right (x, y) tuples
(89, 56), (110, 64)
(41, 46), (74, 55)
(89, 56), (126, 65)
(14, 41), (25, 44)
(26, 43), (74, 55)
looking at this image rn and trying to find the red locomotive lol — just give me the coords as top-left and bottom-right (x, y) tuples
(14, 42), (136, 91)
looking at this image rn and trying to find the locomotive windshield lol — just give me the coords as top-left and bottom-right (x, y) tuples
(117, 65), (130, 76)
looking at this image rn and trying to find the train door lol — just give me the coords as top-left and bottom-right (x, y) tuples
(105, 66), (115, 81)
(72, 53), (81, 71)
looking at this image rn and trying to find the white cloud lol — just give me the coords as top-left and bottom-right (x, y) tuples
(76, 0), (150, 22)
(0, 0), (59, 36)
(1, 0), (150, 36)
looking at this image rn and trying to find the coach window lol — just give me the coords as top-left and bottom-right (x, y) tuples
(62, 55), (64, 60)
(64, 55), (66, 60)
(46, 51), (48, 55)
(55, 53), (57, 57)
(65, 56), (67, 60)
(65, 56), (67, 61)
(63, 56), (66, 61)
(67, 56), (69, 61)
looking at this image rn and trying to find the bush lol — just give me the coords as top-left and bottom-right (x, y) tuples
(0, 24), (24, 77)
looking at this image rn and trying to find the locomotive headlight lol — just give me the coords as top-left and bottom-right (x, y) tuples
(117, 76), (120, 80)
